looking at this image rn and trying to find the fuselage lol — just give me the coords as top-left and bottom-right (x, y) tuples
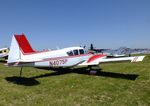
(18, 47), (93, 67)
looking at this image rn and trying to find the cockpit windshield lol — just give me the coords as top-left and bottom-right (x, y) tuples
(79, 49), (84, 54)
(67, 51), (73, 56)
(73, 50), (78, 55)
(67, 49), (85, 56)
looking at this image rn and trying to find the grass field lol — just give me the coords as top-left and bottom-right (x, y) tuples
(0, 54), (150, 106)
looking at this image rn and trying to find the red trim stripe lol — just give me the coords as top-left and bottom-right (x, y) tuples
(43, 53), (91, 61)
(87, 54), (106, 63)
(17, 53), (92, 63)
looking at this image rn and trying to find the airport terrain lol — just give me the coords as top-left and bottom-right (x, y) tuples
(0, 54), (150, 106)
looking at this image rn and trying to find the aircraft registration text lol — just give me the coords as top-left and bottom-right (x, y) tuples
(49, 59), (68, 66)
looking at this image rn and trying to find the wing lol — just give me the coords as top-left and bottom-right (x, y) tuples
(78, 56), (145, 66)
(0, 54), (8, 58)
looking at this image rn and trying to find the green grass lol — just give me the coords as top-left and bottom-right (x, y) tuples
(0, 55), (150, 106)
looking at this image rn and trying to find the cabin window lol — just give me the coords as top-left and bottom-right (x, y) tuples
(73, 50), (79, 55)
(79, 49), (84, 54)
(67, 51), (73, 56)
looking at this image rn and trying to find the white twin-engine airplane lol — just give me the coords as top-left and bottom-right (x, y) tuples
(7, 34), (145, 76)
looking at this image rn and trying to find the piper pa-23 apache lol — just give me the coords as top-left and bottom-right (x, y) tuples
(7, 34), (145, 76)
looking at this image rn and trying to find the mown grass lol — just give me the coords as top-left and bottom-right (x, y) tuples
(0, 54), (150, 106)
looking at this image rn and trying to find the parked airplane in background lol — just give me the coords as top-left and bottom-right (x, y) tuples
(0, 47), (9, 59)
(88, 43), (109, 53)
(89, 44), (130, 58)
(7, 34), (145, 76)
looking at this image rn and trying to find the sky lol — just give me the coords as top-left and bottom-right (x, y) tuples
(0, 0), (150, 50)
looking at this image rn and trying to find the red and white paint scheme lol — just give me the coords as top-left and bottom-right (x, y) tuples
(7, 34), (145, 69)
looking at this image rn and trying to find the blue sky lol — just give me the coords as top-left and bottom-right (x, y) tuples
(0, 0), (150, 50)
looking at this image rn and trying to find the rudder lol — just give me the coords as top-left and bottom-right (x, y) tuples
(7, 34), (35, 64)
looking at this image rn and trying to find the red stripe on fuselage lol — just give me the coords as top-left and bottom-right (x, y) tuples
(17, 53), (92, 63)
(43, 53), (92, 61)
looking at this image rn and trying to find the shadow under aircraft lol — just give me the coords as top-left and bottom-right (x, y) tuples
(5, 67), (138, 86)
(33, 67), (139, 81)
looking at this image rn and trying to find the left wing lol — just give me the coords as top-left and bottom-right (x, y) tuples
(78, 55), (145, 66)
(0, 53), (8, 58)
(0, 48), (9, 58)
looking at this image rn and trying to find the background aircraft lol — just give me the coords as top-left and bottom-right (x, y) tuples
(7, 34), (145, 76)
(88, 43), (109, 54)
(0, 47), (9, 59)
(89, 44), (130, 57)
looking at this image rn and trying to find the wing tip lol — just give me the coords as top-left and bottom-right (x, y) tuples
(131, 56), (145, 62)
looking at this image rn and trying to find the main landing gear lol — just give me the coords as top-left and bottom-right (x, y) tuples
(87, 65), (101, 75)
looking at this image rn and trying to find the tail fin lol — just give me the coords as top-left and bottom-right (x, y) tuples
(7, 34), (35, 63)
(14, 34), (35, 54)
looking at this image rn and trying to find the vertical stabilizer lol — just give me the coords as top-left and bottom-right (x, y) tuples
(7, 35), (20, 63)
(7, 34), (35, 64)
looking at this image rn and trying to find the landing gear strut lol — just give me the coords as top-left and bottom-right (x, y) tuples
(87, 65), (101, 75)
(87, 65), (100, 71)
(20, 67), (23, 77)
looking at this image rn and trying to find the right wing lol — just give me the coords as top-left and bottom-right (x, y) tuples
(78, 56), (145, 66)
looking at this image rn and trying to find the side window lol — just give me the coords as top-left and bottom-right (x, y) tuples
(79, 49), (84, 54)
(73, 50), (79, 55)
(67, 51), (73, 56)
